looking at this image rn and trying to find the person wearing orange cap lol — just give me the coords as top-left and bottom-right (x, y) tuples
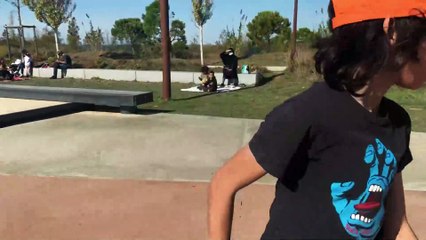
(208, 0), (424, 239)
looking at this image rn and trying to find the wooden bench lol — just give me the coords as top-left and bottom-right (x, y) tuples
(0, 85), (153, 113)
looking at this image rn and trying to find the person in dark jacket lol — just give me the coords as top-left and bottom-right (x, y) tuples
(220, 48), (239, 87)
(50, 50), (72, 79)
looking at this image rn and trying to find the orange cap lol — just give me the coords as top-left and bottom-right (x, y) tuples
(332, 0), (426, 29)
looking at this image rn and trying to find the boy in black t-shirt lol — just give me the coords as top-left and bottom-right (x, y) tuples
(208, 1), (425, 239)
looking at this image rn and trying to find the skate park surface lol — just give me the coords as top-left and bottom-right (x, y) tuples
(0, 97), (425, 240)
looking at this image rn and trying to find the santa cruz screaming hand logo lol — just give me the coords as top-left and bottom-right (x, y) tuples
(330, 138), (397, 239)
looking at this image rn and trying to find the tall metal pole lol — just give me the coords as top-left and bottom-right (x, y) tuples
(290, 0), (298, 71)
(159, 0), (171, 101)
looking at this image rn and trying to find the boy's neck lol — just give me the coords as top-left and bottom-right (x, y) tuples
(351, 73), (397, 113)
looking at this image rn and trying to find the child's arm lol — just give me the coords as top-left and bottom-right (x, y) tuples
(382, 174), (418, 240)
(208, 145), (266, 240)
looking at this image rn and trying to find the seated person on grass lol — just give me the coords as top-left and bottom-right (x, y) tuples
(198, 65), (210, 81)
(198, 69), (218, 92)
(10, 59), (24, 76)
(50, 50), (72, 79)
(0, 58), (13, 80)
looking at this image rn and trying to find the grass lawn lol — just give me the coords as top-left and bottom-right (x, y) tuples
(8, 72), (426, 132)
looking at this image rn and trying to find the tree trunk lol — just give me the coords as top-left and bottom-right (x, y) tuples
(267, 38), (271, 52)
(5, 29), (11, 59)
(16, 0), (25, 58)
(54, 30), (59, 52)
(199, 26), (204, 66)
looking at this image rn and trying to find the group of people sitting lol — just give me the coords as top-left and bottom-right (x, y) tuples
(198, 66), (218, 92)
(0, 50), (33, 80)
(0, 50), (72, 81)
(197, 48), (241, 92)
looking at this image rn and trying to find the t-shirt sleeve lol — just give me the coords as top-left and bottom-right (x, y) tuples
(248, 96), (314, 180)
(398, 121), (413, 173)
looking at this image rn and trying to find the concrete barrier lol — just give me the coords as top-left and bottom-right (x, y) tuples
(135, 71), (164, 83)
(32, 68), (259, 85)
(207, 65), (287, 72)
(84, 69), (136, 81)
(264, 66), (287, 72)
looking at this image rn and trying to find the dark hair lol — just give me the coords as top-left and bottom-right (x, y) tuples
(201, 65), (209, 74)
(315, 2), (426, 94)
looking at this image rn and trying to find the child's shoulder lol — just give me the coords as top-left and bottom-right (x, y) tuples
(271, 82), (328, 117)
(382, 97), (412, 126)
(286, 81), (332, 105)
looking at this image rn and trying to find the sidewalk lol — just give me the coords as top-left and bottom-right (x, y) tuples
(0, 98), (424, 239)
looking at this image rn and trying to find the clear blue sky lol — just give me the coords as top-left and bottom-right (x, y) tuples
(0, 0), (329, 44)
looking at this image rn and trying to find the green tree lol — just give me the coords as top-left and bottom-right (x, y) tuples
(23, 0), (76, 52)
(172, 41), (189, 58)
(192, 0), (213, 66)
(170, 19), (186, 44)
(297, 27), (314, 43)
(83, 17), (103, 51)
(247, 11), (290, 51)
(217, 10), (247, 55)
(142, 0), (160, 42)
(67, 17), (80, 51)
(111, 18), (146, 56)
(170, 19), (188, 58)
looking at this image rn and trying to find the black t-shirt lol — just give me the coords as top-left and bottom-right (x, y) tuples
(249, 82), (412, 240)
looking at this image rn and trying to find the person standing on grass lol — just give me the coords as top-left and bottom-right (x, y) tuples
(208, 0), (425, 239)
(22, 50), (33, 77)
(220, 48), (239, 87)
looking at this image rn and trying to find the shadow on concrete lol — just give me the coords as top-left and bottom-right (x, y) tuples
(136, 109), (175, 115)
(0, 103), (94, 128)
(94, 106), (174, 115)
(0, 103), (174, 128)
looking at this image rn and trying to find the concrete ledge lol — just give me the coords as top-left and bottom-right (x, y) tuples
(0, 85), (153, 108)
(33, 68), (258, 85)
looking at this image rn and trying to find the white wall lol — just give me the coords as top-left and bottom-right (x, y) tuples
(32, 68), (259, 85)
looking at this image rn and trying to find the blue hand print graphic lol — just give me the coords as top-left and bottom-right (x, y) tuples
(330, 138), (397, 239)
